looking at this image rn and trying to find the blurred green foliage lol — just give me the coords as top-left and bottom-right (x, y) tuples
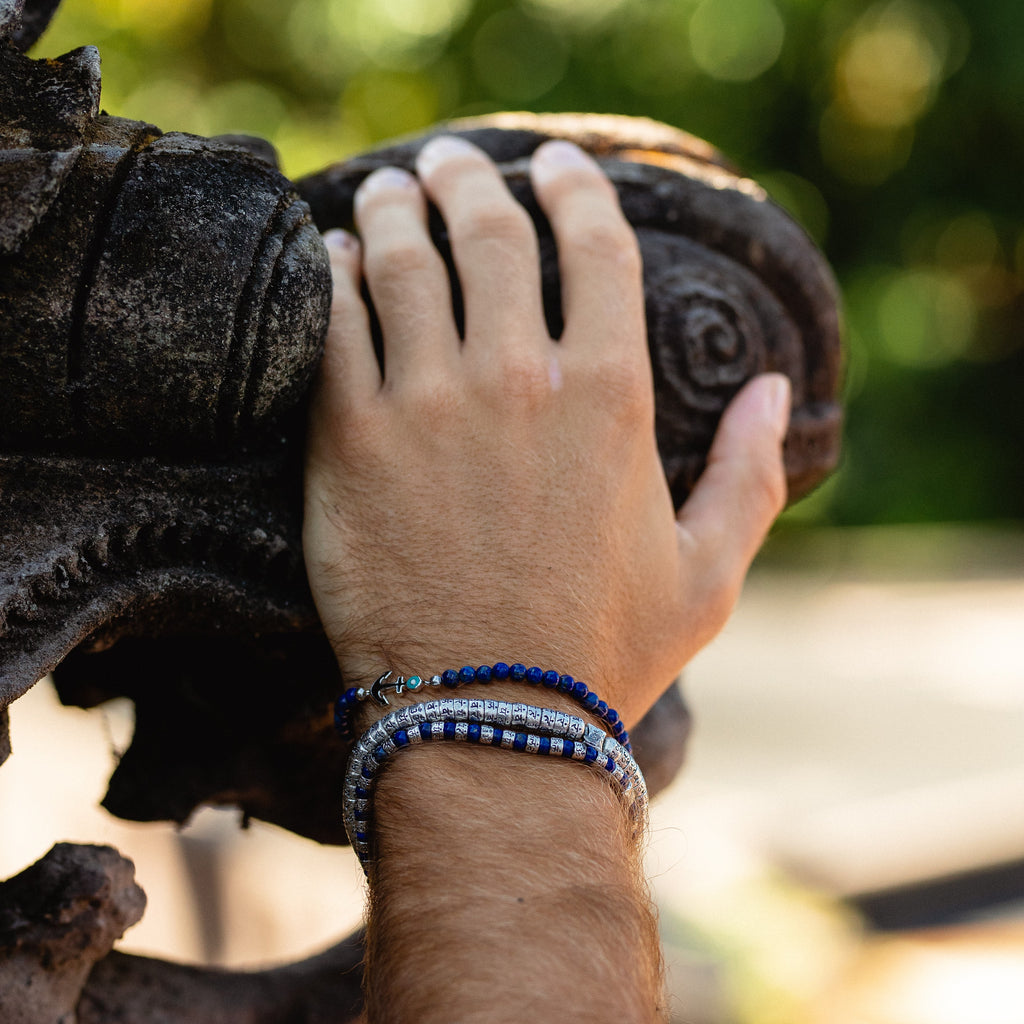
(38, 0), (1024, 526)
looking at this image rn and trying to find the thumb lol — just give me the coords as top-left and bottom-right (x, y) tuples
(675, 373), (790, 628)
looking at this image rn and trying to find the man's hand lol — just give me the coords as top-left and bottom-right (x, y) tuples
(303, 134), (789, 729)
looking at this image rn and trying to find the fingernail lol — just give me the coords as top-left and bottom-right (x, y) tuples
(531, 140), (592, 183)
(416, 135), (479, 178)
(354, 166), (416, 207)
(322, 228), (358, 251)
(763, 374), (791, 434)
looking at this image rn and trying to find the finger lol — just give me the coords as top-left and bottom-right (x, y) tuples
(415, 135), (546, 348)
(675, 374), (791, 633)
(529, 140), (644, 354)
(354, 166), (459, 381)
(318, 229), (379, 402)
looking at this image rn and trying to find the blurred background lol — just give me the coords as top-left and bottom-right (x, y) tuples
(2, 1), (1022, 1022)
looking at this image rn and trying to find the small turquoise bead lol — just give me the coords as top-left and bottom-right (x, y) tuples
(405, 675), (423, 691)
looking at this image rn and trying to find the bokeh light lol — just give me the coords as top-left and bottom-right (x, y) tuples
(689, 0), (785, 83)
(471, 8), (569, 101)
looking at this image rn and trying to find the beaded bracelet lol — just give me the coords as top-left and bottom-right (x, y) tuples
(334, 661), (631, 751)
(342, 697), (648, 872)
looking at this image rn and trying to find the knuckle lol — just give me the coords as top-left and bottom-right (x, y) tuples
(756, 457), (788, 518)
(456, 203), (534, 247)
(364, 240), (435, 282)
(332, 400), (388, 458)
(486, 352), (551, 406)
(403, 372), (461, 421)
(589, 353), (652, 420)
(572, 216), (637, 260)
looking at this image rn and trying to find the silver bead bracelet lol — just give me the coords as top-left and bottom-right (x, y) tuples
(342, 697), (648, 873)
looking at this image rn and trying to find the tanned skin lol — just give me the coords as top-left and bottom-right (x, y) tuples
(303, 135), (790, 1022)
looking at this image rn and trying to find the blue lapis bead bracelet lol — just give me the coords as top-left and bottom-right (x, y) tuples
(334, 661), (631, 751)
(342, 697), (648, 872)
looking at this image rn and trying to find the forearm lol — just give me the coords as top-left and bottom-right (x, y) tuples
(363, 741), (665, 1023)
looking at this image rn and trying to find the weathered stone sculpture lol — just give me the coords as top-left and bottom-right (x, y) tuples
(0, 0), (842, 1017)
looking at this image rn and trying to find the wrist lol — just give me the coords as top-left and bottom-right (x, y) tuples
(362, 738), (664, 1020)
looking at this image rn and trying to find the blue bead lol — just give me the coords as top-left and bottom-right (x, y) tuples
(493, 662), (511, 680)
(510, 663), (527, 680)
(538, 736), (551, 755)
(542, 669), (560, 688)
(419, 722), (433, 740)
(613, 720), (626, 736)
(525, 666), (543, 685)
(459, 665), (476, 684)
(491, 728), (505, 746)
(355, 832), (368, 843)
(354, 808), (369, 820)
(606, 708), (620, 726)
(355, 786), (370, 799)
(394, 729), (409, 747)
(374, 746), (386, 760)
(596, 700), (609, 717)
(562, 741), (577, 758)
(475, 665), (492, 683)
(344, 687), (359, 703)
(443, 721), (457, 740)
(441, 669), (459, 688)
(584, 744), (598, 763)
(361, 765), (374, 779)
(513, 732), (528, 752)
(467, 723), (482, 743)
(582, 692), (599, 710)
(557, 674), (574, 693)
